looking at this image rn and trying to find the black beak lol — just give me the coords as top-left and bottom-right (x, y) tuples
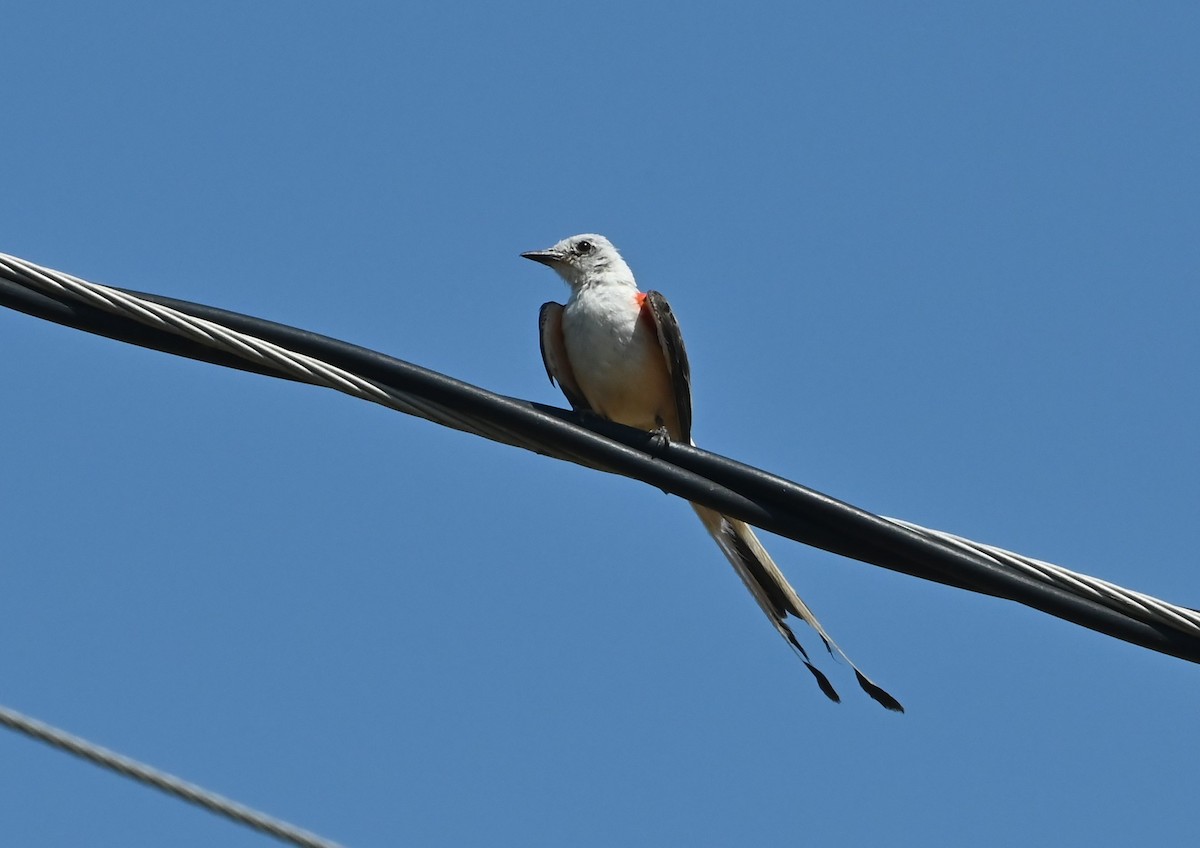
(521, 249), (566, 267)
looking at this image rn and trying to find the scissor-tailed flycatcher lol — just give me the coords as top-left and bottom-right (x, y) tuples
(523, 233), (902, 711)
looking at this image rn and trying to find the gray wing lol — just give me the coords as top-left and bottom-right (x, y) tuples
(539, 302), (591, 413)
(643, 290), (692, 443)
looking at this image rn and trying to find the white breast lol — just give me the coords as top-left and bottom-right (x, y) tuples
(561, 282), (675, 432)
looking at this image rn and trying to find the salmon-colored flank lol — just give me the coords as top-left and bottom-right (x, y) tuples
(634, 291), (658, 333)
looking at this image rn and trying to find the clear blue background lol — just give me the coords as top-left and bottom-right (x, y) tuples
(2, 2), (1198, 846)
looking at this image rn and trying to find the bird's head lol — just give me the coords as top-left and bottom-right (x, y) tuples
(521, 234), (634, 288)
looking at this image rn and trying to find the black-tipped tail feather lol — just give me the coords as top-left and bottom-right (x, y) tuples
(691, 504), (904, 713)
(855, 670), (904, 713)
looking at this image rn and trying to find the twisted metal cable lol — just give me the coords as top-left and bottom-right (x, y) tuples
(0, 254), (438, 417)
(0, 253), (559, 457)
(3, 247), (1200, 843)
(1, 251), (1197, 645)
(0, 705), (344, 848)
(884, 517), (1200, 633)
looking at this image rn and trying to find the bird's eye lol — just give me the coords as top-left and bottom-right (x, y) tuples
(576, 240), (593, 255)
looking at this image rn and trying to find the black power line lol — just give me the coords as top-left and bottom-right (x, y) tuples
(2, 258), (1198, 667)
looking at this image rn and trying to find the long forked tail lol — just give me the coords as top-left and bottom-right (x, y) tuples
(691, 504), (903, 712)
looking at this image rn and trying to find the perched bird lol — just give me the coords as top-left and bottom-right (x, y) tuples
(523, 233), (902, 711)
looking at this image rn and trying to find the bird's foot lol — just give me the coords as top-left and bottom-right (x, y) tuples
(648, 422), (672, 454)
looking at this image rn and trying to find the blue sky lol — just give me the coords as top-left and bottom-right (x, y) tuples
(2, 2), (1198, 845)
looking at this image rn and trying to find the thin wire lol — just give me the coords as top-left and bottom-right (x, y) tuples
(2, 249), (1200, 843)
(0, 705), (345, 848)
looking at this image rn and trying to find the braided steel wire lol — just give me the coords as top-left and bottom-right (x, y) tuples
(1, 248), (1198, 844)
(0, 705), (344, 848)
(1, 250), (1196, 644)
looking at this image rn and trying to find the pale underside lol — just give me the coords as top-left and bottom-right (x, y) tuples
(537, 283), (901, 711)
